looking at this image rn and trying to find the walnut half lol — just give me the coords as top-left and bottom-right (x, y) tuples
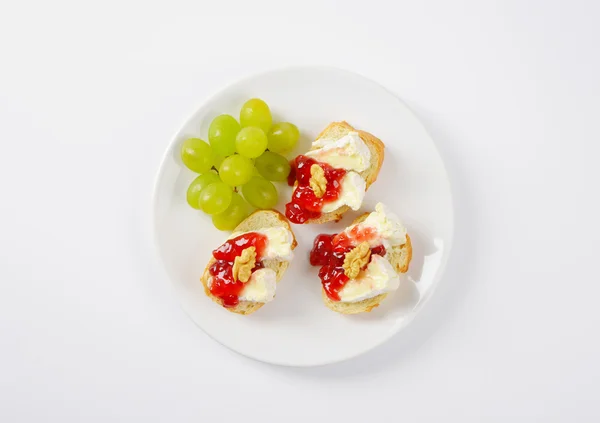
(232, 247), (256, 283)
(309, 164), (327, 198)
(343, 242), (371, 279)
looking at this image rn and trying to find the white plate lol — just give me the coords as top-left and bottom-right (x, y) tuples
(153, 67), (453, 366)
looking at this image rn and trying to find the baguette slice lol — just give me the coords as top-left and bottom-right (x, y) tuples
(303, 121), (385, 224)
(201, 210), (297, 315)
(322, 213), (412, 314)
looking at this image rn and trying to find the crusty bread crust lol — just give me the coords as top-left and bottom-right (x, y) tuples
(322, 214), (412, 314)
(322, 290), (389, 314)
(303, 121), (385, 224)
(201, 209), (296, 315)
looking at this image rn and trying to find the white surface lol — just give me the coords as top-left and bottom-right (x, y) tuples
(153, 67), (453, 366)
(1, 0), (599, 420)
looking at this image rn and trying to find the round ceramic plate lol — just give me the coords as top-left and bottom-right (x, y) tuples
(153, 67), (453, 366)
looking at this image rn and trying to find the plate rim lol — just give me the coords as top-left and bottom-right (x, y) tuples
(151, 65), (455, 367)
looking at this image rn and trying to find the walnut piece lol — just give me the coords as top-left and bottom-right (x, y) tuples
(232, 247), (256, 283)
(309, 164), (327, 198)
(343, 242), (371, 279)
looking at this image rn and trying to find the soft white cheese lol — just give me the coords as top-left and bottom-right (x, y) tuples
(222, 227), (293, 303)
(305, 131), (371, 172)
(344, 202), (407, 249)
(238, 268), (277, 303)
(321, 172), (366, 213)
(229, 227), (294, 261)
(338, 255), (400, 302)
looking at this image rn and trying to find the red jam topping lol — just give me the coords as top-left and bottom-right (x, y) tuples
(333, 224), (378, 247)
(310, 232), (386, 301)
(285, 155), (347, 224)
(208, 232), (268, 308)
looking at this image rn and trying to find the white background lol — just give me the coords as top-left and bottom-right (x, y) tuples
(1, 0), (599, 421)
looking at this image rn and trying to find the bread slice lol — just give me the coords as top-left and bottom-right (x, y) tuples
(201, 210), (297, 315)
(322, 213), (412, 314)
(302, 121), (385, 224)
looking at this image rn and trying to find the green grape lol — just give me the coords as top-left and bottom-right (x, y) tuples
(219, 154), (254, 186)
(254, 151), (291, 182)
(242, 177), (278, 209)
(181, 138), (213, 173)
(198, 182), (233, 215)
(213, 154), (225, 170)
(186, 172), (221, 209)
(208, 114), (240, 156)
(267, 122), (300, 153)
(212, 192), (250, 231)
(252, 166), (263, 177)
(235, 127), (268, 158)
(240, 98), (272, 133)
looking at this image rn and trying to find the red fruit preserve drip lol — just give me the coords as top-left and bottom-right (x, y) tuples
(208, 232), (268, 308)
(310, 234), (336, 266)
(310, 232), (386, 301)
(285, 155), (347, 224)
(371, 245), (386, 256)
(333, 224), (378, 247)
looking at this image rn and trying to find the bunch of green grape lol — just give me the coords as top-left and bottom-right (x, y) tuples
(180, 98), (300, 230)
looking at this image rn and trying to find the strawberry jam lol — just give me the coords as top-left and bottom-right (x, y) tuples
(285, 155), (347, 224)
(333, 225), (379, 247)
(310, 231), (386, 301)
(208, 232), (268, 307)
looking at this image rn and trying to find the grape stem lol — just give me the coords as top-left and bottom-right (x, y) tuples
(210, 165), (237, 192)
